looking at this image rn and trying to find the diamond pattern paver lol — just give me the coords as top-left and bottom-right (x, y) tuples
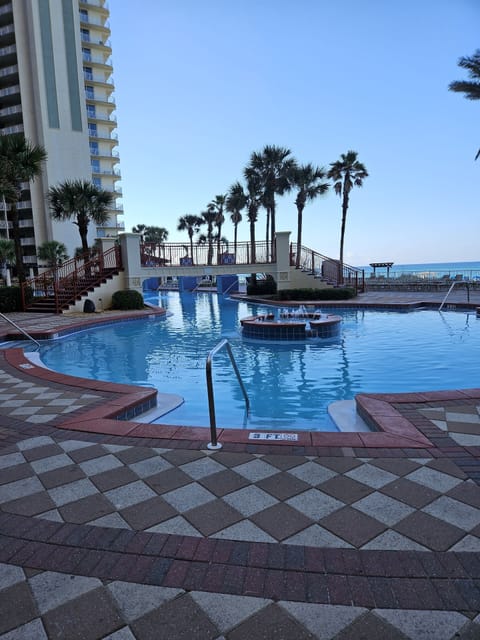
(345, 464), (398, 489)
(320, 506), (387, 548)
(405, 467), (463, 493)
(286, 488), (344, 521)
(422, 495), (480, 531)
(394, 511), (466, 551)
(104, 481), (157, 510)
(352, 492), (415, 526)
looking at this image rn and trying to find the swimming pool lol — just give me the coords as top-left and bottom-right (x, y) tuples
(39, 292), (479, 432)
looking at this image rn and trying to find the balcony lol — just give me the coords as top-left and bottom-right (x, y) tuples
(79, 0), (109, 9)
(0, 83), (19, 98)
(0, 123), (23, 135)
(0, 64), (18, 79)
(80, 33), (111, 49)
(79, 15), (110, 30)
(88, 130), (118, 143)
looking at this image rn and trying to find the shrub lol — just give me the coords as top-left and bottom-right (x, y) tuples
(0, 286), (30, 312)
(277, 287), (356, 301)
(111, 289), (144, 310)
(246, 275), (277, 296)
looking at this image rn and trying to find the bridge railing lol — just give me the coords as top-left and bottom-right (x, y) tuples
(290, 244), (365, 293)
(140, 241), (274, 267)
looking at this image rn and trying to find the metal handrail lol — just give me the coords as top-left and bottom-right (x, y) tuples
(0, 313), (40, 347)
(205, 339), (250, 450)
(439, 280), (471, 311)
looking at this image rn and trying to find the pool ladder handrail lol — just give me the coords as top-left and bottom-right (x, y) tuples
(439, 280), (470, 311)
(206, 338), (250, 450)
(0, 313), (41, 347)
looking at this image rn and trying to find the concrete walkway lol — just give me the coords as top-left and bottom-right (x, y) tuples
(1, 296), (480, 638)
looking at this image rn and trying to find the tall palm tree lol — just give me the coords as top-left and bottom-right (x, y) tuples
(328, 151), (368, 279)
(200, 209), (217, 265)
(292, 164), (330, 268)
(241, 170), (264, 283)
(177, 214), (202, 264)
(37, 240), (68, 268)
(208, 194), (226, 262)
(0, 134), (47, 282)
(449, 50), (480, 160)
(226, 181), (246, 259)
(47, 179), (113, 255)
(247, 145), (296, 257)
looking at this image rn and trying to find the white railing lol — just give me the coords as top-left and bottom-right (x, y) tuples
(0, 84), (20, 98)
(0, 64), (18, 77)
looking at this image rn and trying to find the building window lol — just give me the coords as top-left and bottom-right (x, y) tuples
(80, 28), (90, 42)
(88, 123), (97, 137)
(93, 177), (102, 188)
(85, 85), (94, 100)
(82, 47), (91, 62)
(79, 9), (88, 22)
(83, 66), (93, 81)
(91, 159), (100, 173)
(90, 141), (99, 155)
(86, 104), (96, 118)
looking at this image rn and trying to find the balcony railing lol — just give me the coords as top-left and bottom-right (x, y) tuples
(81, 34), (111, 47)
(80, 15), (110, 29)
(0, 84), (19, 98)
(0, 64), (18, 78)
(140, 241), (274, 268)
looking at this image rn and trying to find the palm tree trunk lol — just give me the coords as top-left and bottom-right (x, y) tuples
(339, 188), (349, 284)
(270, 202), (276, 261)
(10, 203), (25, 283)
(233, 225), (238, 263)
(249, 220), (257, 286)
(265, 208), (270, 254)
(295, 203), (304, 269)
(189, 234), (195, 265)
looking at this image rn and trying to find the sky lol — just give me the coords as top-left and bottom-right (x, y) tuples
(108, 0), (479, 267)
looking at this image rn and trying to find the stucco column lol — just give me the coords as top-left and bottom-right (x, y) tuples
(119, 233), (143, 293)
(274, 231), (291, 290)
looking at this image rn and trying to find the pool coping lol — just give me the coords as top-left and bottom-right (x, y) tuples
(1, 303), (478, 450)
(8, 346), (478, 450)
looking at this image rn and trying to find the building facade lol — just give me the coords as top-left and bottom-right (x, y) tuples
(0, 0), (122, 270)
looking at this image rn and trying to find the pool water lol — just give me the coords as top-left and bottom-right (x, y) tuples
(39, 292), (479, 431)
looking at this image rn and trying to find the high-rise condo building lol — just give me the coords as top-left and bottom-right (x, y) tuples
(0, 0), (122, 270)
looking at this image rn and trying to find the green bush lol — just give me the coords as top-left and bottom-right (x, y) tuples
(246, 275), (277, 295)
(277, 287), (356, 301)
(0, 286), (30, 312)
(111, 289), (145, 310)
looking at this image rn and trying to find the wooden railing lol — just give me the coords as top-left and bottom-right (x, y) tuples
(290, 244), (365, 293)
(140, 240), (274, 267)
(21, 245), (122, 313)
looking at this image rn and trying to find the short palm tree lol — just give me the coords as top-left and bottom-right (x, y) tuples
(177, 214), (203, 264)
(0, 237), (15, 285)
(37, 241), (68, 268)
(292, 164), (329, 268)
(47, 179), (113, 256)
(226, 182), (247, 259)
(328, 151), (368, 279)
(144, 226), (169, 244)
(0, 134), (47, 282)
(449, 50), (480, 159)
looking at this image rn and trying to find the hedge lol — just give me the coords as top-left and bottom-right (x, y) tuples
(0, 286), (30, 312)
(276, 287), (356, 301)
(111, 289), (145, 310)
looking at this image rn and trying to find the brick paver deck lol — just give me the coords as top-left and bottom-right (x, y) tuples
(1, 295), (480, 638)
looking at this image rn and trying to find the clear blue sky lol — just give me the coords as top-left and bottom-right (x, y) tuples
(109, 0), (479, 266)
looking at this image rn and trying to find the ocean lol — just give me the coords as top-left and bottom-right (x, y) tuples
(360, 260), (480, 278)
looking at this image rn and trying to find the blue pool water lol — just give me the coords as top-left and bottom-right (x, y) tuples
(39, 292), (479, 431)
